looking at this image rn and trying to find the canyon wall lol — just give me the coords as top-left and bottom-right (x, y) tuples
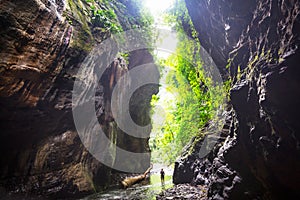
(0, 0), (156, 197)
(174, 0), (300, 199)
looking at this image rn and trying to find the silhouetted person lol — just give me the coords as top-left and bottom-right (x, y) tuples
(160, 168), (165, 185)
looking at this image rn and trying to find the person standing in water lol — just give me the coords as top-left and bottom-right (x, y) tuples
(160, 168), (165, 184)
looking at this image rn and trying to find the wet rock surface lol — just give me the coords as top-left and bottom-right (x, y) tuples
(0, 0), (157, 198)
(174, 0), (300, 199)
(157, 184), (207, 200)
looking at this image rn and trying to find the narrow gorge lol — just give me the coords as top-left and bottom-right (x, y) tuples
(0, 0), (299, 199)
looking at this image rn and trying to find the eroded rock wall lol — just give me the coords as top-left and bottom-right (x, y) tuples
(174, 0), (300, 199)
(0, 0), (156, 197)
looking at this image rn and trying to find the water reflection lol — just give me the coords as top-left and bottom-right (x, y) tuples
(81, 174), (172, 200)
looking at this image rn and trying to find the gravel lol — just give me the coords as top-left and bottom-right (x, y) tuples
(157, 184), (207, 200)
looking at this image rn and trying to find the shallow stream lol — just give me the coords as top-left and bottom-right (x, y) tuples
(81, 164), (173, 200)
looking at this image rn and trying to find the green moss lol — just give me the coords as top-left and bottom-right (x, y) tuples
(65, 0), (126, 52)
(247, 54), (259, 69)
(67, 0), (94, 51)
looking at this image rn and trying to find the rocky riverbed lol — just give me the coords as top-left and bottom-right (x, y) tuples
(157, 184), (207, 200)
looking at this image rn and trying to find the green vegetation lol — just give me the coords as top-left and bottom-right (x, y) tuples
(65, 0), (94, 51)
(64, 0), (155, 56)
(150, 0), (228, 165)
(87, 0), (122, 33)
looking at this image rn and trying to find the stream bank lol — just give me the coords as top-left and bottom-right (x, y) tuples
(81, 164), (173, 200)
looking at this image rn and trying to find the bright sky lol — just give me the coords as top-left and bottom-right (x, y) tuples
(143, 0), (178, 136)
(144, 0), (175, 15)
(144, 0), (177, 59)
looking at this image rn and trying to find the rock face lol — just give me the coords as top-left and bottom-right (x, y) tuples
(0, 0), (156, 197)
(174, 0), (300, 199)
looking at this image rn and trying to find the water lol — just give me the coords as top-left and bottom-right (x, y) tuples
(81, 164), (173, 200)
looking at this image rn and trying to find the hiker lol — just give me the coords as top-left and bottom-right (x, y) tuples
(160, 168), (165, 184)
